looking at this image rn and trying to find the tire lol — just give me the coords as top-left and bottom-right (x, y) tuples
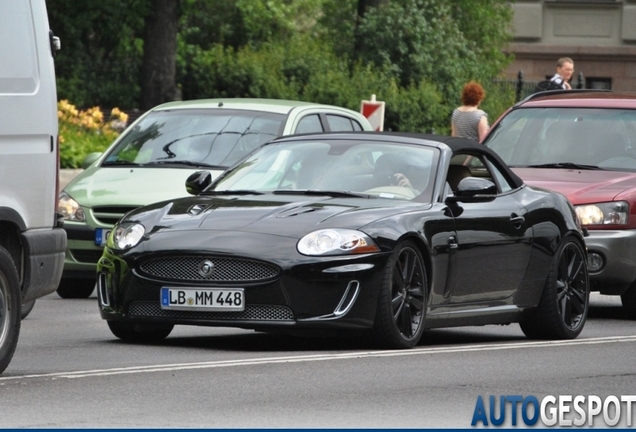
(107, 321), (174, 342)
(0, 246), (21, 374)
(520, 237), (589, 339)
(373, 240), (427, 349)
(620, 283), (636, 320)
(20, 300), (36, 320)
(56, 278), (95, 299)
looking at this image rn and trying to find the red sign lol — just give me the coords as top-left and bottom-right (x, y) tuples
(360, 96), (385, 131)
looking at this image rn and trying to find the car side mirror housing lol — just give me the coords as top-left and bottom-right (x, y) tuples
(81, 152), (102, 169)
(447, 177), (497, 203)
(186, 171), (212, 195)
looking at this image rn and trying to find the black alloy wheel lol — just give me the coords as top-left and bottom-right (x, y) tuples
(0, 246), (21, 374)
(520, 237), (589, 339)
(373, 240), (427, 349)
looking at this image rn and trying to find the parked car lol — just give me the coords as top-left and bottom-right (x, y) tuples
(482, 89), (636, 318)
(58, 98), (373, 299)
(96, 132), (589, 349)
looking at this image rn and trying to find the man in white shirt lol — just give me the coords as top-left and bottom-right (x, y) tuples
(551, 57), (574, 89)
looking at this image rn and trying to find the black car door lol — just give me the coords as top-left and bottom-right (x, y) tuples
(445, 156), (533, 303)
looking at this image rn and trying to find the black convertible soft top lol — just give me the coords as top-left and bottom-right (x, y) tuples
(272, 131), (525, 190)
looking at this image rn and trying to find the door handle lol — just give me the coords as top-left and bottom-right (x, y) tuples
(509, 214), (525, 229)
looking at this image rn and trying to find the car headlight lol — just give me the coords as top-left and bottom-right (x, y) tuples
(575, 201), (629, 226)
(111, 223), (145, 250)
(58, 191), (85, 222)
(297, 229), (380, 256)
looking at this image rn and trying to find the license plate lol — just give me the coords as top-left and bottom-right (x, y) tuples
(160, 287), (245, 311)
(95, 228), (111, 246)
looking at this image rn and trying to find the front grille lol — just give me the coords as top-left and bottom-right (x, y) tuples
(129, 301), (294, 321)
(138, 256), (280, 282)
(70, 249), (104, 264)
(92, 206), (138, 225)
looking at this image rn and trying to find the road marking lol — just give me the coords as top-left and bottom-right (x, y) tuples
(2, 335), (635, 381)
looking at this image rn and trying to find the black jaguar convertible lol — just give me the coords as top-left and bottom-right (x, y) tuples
(97, 132), (589, 349)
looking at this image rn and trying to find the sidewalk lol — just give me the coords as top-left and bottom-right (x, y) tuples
(60, 169), (83, 190)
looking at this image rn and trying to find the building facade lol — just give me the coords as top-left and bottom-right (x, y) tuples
(506, 0), (636, 91)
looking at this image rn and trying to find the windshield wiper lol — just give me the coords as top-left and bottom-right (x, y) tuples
(144, 160), (227, 169)
(101, 160), (141, 167)
(272, 189), (371, 198)
(524, 162), (602, 170)
(203, 190), (264, 196)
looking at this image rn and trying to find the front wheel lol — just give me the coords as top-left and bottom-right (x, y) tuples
(520, 237), (589, 339)
(620, 282), (636, 320)
(373, 240), (427, 349)
(107, 321), (174, 342)
(0, 246), (21, 374)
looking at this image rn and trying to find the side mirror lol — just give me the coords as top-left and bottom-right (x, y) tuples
(81, 152), (102, 169)
(186, 171), (212, 195)
(447, 177), (497, 203)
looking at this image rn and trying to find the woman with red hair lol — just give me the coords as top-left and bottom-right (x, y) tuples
(451, 81), (489, 141)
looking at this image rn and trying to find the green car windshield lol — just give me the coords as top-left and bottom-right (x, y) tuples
(103, 109), (285, 168)
(483, 107), (636, 171)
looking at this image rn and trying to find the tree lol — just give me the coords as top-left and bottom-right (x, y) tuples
(140, 0), (181, 110)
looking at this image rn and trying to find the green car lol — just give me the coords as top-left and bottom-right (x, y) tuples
(58, 98), (373, 298)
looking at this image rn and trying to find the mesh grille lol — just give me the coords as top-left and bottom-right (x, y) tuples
(92, 206), (138, 225)
(138, 256), (280, 282)
(129, 301), (294, 321)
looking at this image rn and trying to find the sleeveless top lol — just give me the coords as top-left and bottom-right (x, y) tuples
(451, 109), (487, 141)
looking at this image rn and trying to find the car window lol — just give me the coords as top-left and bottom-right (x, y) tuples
(102, 109), (285, 168)
(451, 153), (513, 194)
(213, 140), (439, 201)
(326, 114), (363, 131)
(483, 107), (636, 171)
(295, 114), (324, 134)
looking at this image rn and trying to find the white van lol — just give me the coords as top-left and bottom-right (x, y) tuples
(0, 0), (66, 373)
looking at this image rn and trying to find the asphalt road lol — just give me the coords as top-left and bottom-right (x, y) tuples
(1, 292), (635, 428)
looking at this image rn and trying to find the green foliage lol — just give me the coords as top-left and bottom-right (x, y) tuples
(50, 0), (516, 144)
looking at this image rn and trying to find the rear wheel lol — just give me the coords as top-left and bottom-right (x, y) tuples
(107, 321), (174, 342)
(0, 246), (21, 374)
(520, 237), (589, 339)
(57, 278), (95, 299)
(373, 240), (427, 349)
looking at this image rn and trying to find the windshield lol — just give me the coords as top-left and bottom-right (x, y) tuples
(102, 109), (285, 168)
(483, 108), (636, 171)
(211, 139), (439, 201)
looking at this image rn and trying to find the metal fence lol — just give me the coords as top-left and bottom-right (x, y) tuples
(495, 70), (586, 103)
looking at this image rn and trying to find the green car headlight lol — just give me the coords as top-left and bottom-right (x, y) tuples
(58, 191), (85, 222)
(112, 223), (145, 250)
(575, 201), (629, 226)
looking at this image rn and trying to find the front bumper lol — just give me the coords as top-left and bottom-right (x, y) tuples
(584, 229), (636, 294)
(97, 247), (390, 331)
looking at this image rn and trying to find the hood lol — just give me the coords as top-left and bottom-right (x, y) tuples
(126, 194), (423, 239)
(512, 167), (636, 204)
(63, 166), (224, 207)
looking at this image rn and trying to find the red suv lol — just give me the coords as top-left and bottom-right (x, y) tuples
(482, 90), (636, 318)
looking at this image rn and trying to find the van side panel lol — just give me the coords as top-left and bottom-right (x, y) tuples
(0, 0), (58, 229)
(0, 0), (65, 303)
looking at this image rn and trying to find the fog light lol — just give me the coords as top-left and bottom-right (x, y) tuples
(587, 251), (604, 273)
